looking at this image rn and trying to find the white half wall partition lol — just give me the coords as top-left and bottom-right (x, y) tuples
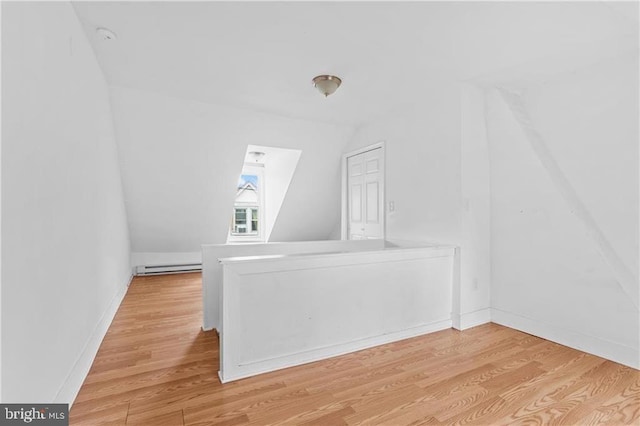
(202, 239), (385, 331)
(213, 241), (455, 383)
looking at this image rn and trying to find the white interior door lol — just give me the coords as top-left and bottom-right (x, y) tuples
(347, 147), (384, 240)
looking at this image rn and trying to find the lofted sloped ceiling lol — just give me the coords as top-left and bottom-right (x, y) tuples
(69, 1), (637, 256)
(72, 1), (636, 127)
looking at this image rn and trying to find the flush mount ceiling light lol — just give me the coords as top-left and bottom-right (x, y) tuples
(96, 27), (117, 41)
(312, 75), (342, 97)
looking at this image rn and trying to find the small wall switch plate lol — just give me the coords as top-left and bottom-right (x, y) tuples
(389, 201), (395, 212)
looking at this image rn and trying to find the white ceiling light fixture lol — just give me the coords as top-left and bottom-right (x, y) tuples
(96, 27), (117, 41)
(312, 75), (342, 97)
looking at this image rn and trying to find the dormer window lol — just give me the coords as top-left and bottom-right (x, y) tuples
(227, 144), (301, 243)
(229, 165), (264, 242)
(232, 177), (259, 235)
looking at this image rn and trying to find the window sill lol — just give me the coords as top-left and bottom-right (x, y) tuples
(227, 236), (265, 244)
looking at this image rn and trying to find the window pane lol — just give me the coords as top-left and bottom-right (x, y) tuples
(238, 175), (259, 192)
(251, 209), (258, 232)
(234, 208), (247, 234)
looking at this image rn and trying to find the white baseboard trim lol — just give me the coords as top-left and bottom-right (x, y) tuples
(54, 274), (133, 406)
(491, 308), (639, 370)
(453, 308), (491, 331)
(220, 318), (452, 383)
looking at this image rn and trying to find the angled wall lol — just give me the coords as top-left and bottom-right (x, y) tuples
(242, 145), (301, 243)
(487, 54), (639, 368)
(109, 86), (354, 266)
(2, 2), (131, 402)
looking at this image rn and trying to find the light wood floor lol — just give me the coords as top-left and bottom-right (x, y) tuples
(70, 273), (640, 425)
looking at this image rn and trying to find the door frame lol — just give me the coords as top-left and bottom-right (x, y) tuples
(341, 141), (386, 240)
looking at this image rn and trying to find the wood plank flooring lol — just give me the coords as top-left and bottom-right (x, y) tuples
(70, 273), (640, 425)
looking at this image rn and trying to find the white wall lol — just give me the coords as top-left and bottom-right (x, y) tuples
(109, 86), (354, 265)
(487, 53), (639, 368)
(2, 2), (131, 403)
(344, 54), (639, 370)
(458, 84), (492, 329)
(258, 146), (301, 242)
(343, 82), (479, 327)
(344, 82), (462, 245)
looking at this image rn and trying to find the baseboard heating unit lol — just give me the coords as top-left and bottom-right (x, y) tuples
(135, 263), (202, 275)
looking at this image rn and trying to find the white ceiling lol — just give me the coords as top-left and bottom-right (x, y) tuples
(72, 1), (638, 127)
